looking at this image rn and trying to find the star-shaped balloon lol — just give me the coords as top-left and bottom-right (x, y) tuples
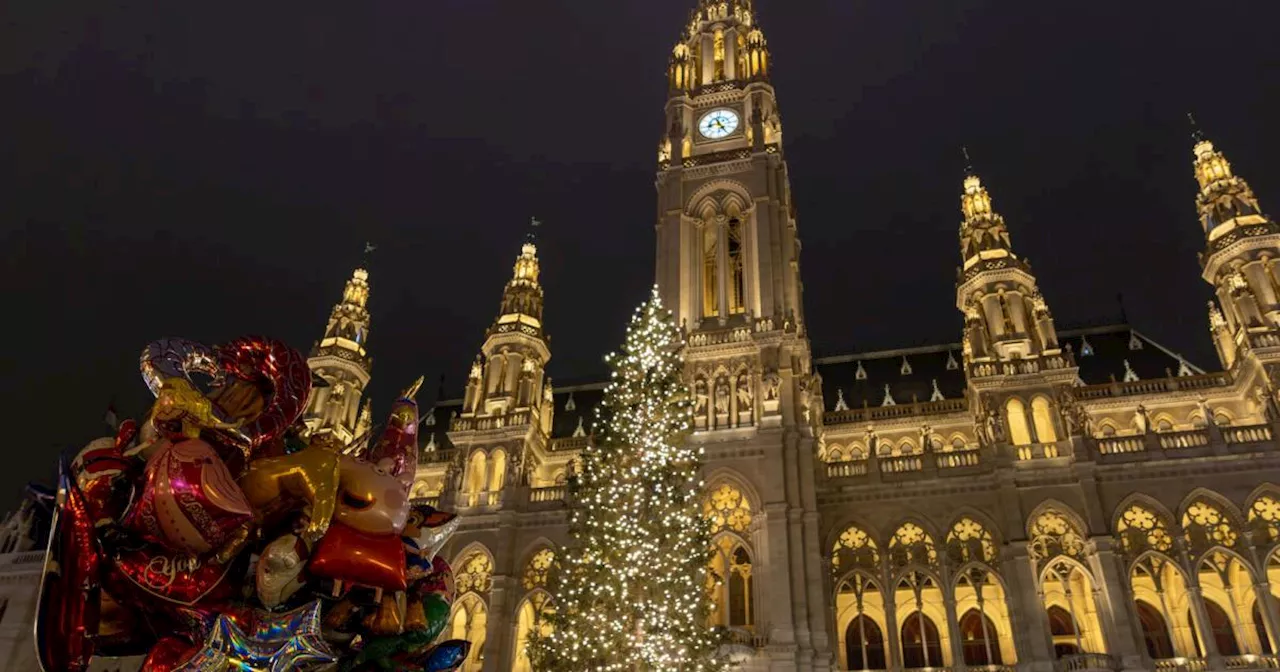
(178, 600), (336, 672)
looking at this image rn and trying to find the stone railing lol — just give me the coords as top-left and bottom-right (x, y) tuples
(1218, 652), (1280, 665)
(1076, 372), (1231, 400)
(1250, 332), (1280, 349)
(451, 410), (532, 432)
(1224, 653), (1280, 669)
(688, 326), (754, 348)
(551, 436), (590, 453)
(1158, 429), (1211, 450)
(1016, 442), (1063, 461)
(1224, 424), (1274, 445)
(825, 398), (968, 426)
(530, 486), (568, 504)
(880, 454), (923, 474)
(722, 626), (769, 650)
(1055, 653), (1119, 671)
(967, 666), (1016, 672)
(421, 448), (459, 464)
(683, 147), (752, 168)
(969, 352), (1074, 379)
(826, 461), (868, 478)
(1154, 658), (1208, 672)
(937, 447), (981, 469)
(1097, 436), (1145, 456)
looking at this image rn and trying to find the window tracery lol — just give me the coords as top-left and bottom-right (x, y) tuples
(1029, 509), (1086, 565)
(1182, 498), (1239, 555)
(832, 524), (880, 573)
(1116, 504), (1174, 555)
(946, 517), (997, 565)
(455, 551), (494, 595)
(1248, 494), (1280, 548)
(705, 483), (753, 534)
(889, 522), (938, 567)
(522, 548), (555, 591)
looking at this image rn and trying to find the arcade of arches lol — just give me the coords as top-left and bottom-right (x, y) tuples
(439, 484), (1280, 670)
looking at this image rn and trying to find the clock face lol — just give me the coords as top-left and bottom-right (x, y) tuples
(698, 109), (740, 140)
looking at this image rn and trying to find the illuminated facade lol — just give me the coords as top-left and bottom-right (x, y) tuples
(2, 2), (1280, 672)
(391, 3), (1280, 671)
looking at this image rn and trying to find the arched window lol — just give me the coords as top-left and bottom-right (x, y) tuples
(844, 614), (886, 671)
(959, 609), (1003, 665)
(901, 611), (944, 668)
(1136, 601), (1175, 659)
(1031, 396), (1058, 443)
(703, 225), (719, 318)
(1047, 604), (1079, 657)
(1248, 494), (1280, 551)
(488, 450), (507, 493)
(709, 536), (753, 628)
(1193, 600), (1242, 656)
(1255, 601), (1274, 655)
(466, 452), (488, 506)
(1006, 398), (1033, 446)
(449, 593), (488, 672)
(832, 524), (880, 574)
(727, 217), (746, 315)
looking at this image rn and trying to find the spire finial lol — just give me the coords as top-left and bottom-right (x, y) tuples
(962, 145), (974, 176)
(527, 217), (542, 245)
(1187, 112), (1204, 143)
(362, 241), (377, 266)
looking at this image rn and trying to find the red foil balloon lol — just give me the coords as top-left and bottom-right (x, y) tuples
(140, 636), (198, 672)
(111, 543), (239, 606)
(35, 467), (101, 672)
(309, 521), (408, 592)
(213, 336), (311, 453)
(123, 438), (253, 556)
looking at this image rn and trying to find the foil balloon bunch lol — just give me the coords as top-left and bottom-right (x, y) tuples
(34, 336), (469, 672)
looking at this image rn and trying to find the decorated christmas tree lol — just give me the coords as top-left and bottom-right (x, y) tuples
(530, 288), (725, 671)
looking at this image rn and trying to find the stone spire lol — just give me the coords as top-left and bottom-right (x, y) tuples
(1193, 134), (1270, 241)
(304, 265), (374, 445)
(955, 165), (1061, 362)
(463, 226), (553, 419)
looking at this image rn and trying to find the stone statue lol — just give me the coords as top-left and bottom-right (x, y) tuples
(797, 376), (812, 423)
(469, 358), (483, 380)
(714, 378), (731, 415)
(763, 371), (782, 401)
(694, 379), (709, 415)
(1134, 405), (1151, 434)
(736, 375), (753, 409)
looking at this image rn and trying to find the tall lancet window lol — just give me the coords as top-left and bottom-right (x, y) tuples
(703, 225), (720, 318)
(728, 217), (746, 315)
(713, 30), (726, 81)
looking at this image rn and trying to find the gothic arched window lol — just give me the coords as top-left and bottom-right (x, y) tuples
(522, 548), (555, 591)
(709, 536), (753, 628)
(832, 523), (880, 574)
(1006, 398), (1033, 446)
(1031, 396), (1058, 443)
(889, 522), (938, 568)
(705, 483), (753, 534)
(455, 550), (494, 596)
(1182, 497), (1240, 557)
(844, 614), (886, 671)
(959, 609), (1003, 665)
(1116, 503), (1175, 555)
(727, 217), (746, 315)
(1136, 601), (1175, 659)
(901, 610), (944, 668)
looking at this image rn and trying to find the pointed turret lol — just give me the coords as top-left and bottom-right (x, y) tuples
(461, 228), (554, 420)
(1192, 129), (1280, 362)
(304, 266), (374, 445)
(955, 165), (1062, 363)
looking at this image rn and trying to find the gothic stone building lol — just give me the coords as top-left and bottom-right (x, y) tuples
(298, 3), (1280, 672)
(5, 1), (1280, 672)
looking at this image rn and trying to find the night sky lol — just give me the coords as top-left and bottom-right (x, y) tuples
(1, 0), (1278, 507)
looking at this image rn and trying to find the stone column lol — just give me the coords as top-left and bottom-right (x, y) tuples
(1253, 578), (1280, 654)
(1089, 542), (1145, 669)
(1003, 544), (1056, 672)
(943, 590), (967, 672)
(882, 564), (902, 672)
(1185, 579), (1223, 667)
(482, 575), (515, 672)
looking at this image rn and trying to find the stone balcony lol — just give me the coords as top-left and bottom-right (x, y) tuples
(823, 422), (1280, 486)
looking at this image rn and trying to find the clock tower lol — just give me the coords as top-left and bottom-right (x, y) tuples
(656, 2), (831, 670)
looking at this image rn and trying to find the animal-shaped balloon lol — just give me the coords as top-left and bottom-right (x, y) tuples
(310, 378), (423, 593)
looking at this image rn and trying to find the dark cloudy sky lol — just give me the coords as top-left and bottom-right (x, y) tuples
(1, 0), (1278, 505)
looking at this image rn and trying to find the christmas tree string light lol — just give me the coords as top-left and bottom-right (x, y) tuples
(529, 287), (726, 671)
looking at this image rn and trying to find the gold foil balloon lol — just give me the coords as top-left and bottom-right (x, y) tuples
(239, 443), (341, 545)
